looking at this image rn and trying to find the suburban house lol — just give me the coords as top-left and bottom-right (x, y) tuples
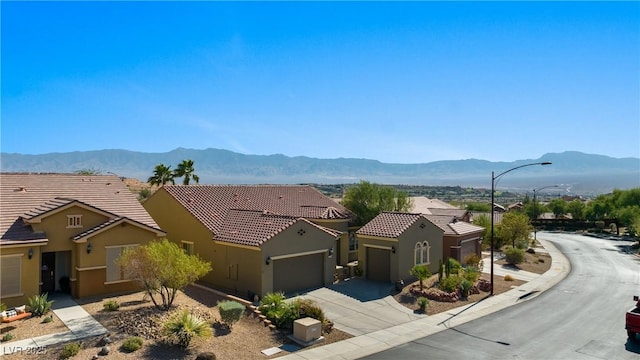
(0, 174), (166, 308)
(355, 212), (444, 283)
(142, 185), (351, 298)
(411, 197), (484, 264)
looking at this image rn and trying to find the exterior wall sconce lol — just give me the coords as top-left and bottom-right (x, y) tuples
(265, 256), (271, 265)
(328, 248), (334, 257)
(28, 248), (34, 259)
(87, 243), (93, 254)
(391, 246), (396, 254)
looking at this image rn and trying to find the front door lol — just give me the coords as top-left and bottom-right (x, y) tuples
(41, 252), (56, 293)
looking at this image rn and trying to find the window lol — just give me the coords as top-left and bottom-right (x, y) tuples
(348, 232), (358, 251)
(1, 255), (22, 296)
(414, 241), (431, 265)
(181, 241), (194, 255)
(106, 245), (136, 282)
(67, 215), (82, 228)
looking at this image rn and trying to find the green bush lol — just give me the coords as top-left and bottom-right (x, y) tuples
(417, 297), (429, 311)
(121, 336), (143, 352)
(463, 253), (482, 268)
(217, 300), (245, 329)
(445, 258), (462, 277)
(259, 293), (331, 332)
(463, 266), (481, 283)
(2, 333), (14, 342)
(103, 300), (120, 312)
(27, 293), (54, 317)
(505, 247), (525, 265)
(439, 275), (463, 293)
(0, 303), (6, 312)
(163, 310), (212, 348)
(460, 279), (472, 299)
(59, 342), (81, 359)
(42, 315), (53, 323)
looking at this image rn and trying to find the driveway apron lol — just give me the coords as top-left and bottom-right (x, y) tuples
(295, 278), (423, 336)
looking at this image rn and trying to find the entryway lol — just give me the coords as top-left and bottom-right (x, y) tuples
(41, 251), (71, 293)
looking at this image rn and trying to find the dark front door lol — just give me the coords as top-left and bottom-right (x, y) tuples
(41, 252), (56, 293)
(366, 247), (391, 282)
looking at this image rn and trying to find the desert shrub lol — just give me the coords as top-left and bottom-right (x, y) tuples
(59, 342), (81, 359)
(121, 336), (143, 352)
(417, 297), (429, 311)
(163, 310), (212, 348)
(463, 266), (481, 283)
(445, 258), (462, 277)
(505, 247), (525, 265)
(27, 293), (54, 317)
(259, 293), (331, 332)
(2, 333), (14, 342)
(504, 274), (514, 281)
(409, 264), (431, 290)
(259, 292), (285, 316)
(463, 253), (482, 268)
(42, 315), (53, 323)
(195, 352), (217, 360)
(218, 300), (245, 329)
(103, 300), (120, 312)
(460, 279), (472, 299)
(438, 259), (443, 281)
(0, 303), (6, 312)
(439, 275), (463, 293)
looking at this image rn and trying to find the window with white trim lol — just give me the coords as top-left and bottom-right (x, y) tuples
(1, 255), (22, 296)
(67, 215), (83, 228)
(348, 231), (358, 251)
(106, 245), (136, 282)
(414, 241), (431, 265)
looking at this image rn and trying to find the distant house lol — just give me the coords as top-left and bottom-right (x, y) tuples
(410, 197), (483, 263)
(356, 212), (444, 283)
(507, 202), (524, 212)
(142, 185), (351, 297)
(0, 174), (166, 307)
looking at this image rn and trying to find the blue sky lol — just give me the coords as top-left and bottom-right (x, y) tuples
(2, 1), (639, 164)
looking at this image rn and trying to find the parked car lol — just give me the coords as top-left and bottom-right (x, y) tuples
(626, 295), (640, 340)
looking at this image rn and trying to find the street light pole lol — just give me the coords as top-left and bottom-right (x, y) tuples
(490, 161), (551, 296)
(532, 184), (560, 242)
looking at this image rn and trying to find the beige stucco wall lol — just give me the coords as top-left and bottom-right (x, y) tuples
(0, 246), (42, 308)
(358, 218), (444, 283)
(309, 219), (350, 266)
(260, 221), (336, 296)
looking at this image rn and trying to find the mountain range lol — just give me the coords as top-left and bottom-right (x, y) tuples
(1, 148), (638, 195)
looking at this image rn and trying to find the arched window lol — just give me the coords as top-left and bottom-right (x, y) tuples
(414, 241), (431, 265)
(414, 242), (422, 265)
(422, 241), (430, 265)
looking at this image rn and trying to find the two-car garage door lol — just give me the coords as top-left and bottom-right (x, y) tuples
(273, 253), (324, 294)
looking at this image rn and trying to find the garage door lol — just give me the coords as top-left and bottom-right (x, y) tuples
(273, 253), (324, 294)
(460, 239), (477, 263)
(366, 247), (390, 282)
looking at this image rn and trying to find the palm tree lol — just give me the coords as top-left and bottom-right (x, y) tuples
(174, 159), (199, 185)
(148, 164), (175, 187)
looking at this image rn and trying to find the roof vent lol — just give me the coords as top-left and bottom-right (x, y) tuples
(14, 186), (27, 192)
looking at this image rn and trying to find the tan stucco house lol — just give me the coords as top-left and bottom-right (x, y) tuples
(356, 212), (444, 284)
(142, 185), (351, 298)
(0, 174), (166, 308)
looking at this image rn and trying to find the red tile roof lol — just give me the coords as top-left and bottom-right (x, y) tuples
(215, 209), (340, 247)
(425, 215), (485, 235)
(356, 212), (432, 238)
(1, 173), (162, 243)
(160, 185), (350, 236)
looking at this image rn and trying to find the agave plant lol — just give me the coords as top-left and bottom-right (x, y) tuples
(162, 310), (211, 348)
(27, 293), (54, 317)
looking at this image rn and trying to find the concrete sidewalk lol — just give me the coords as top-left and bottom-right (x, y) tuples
(280, 237), (570, 359)
(1, 295), (108, 355)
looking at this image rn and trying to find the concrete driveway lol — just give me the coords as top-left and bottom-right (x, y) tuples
(294, 278), (423, 336)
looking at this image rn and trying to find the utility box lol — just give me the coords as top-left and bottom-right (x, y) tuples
(293, 317), (321, 343)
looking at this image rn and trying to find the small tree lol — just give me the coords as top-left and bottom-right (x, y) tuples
(342, 181), (413, 226)
(409, 265), (431, 291)
(148, 164), (175, 187)
(118, 239), (211, 310)
(497, 212), (533, 249)
(174, 159), (200, 185)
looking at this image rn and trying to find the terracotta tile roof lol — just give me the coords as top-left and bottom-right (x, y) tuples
(72, 217), (165, 242)
(160, 185), (350, 235)
(427, 208), (468, 218)
(1, 173), (162, 243)
(425, 214), (485, 235)
(356, 212), (434, 238)
(410, 196), (458, 214)
(215, 209), (341, 247)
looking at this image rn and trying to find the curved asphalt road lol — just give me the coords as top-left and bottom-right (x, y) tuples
(364, 232), (640, 360)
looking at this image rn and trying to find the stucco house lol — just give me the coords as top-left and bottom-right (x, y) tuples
(355, 212), (444, 283)
(142, 185), (351, 298)
(0, 174), (166, 307)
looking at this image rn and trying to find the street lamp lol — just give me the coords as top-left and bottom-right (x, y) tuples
(532, 185), (560, 242)
(490, 161), (551, 295)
